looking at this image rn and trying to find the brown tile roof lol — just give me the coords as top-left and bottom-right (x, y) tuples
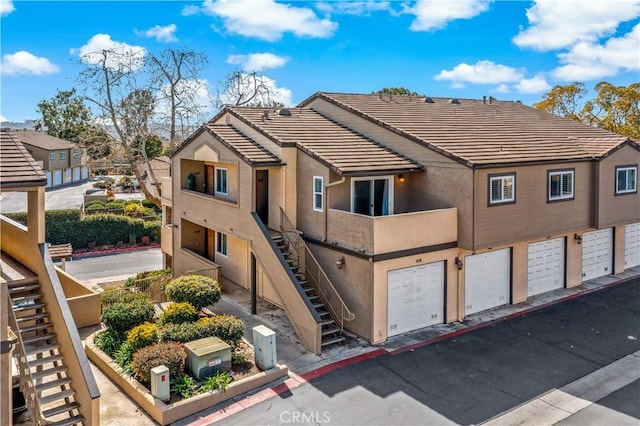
(205, 124), (282, 166)
(227, 107), (423, 176)
(12, 129), (75, 150)
(306, 93), (633, 167)
(0, 130), (47, 189)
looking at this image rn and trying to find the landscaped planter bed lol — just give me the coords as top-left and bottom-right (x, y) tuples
(86, 330), (288, 425)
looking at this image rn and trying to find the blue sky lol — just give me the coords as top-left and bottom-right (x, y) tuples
(1, 0), (639, 123)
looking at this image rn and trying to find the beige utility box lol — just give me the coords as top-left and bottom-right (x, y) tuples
(184, 337), (231, 380)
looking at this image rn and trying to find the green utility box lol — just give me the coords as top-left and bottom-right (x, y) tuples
(184, 337), (232, 380)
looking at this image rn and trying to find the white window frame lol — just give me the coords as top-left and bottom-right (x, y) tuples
(60, 151), (66, 160)
(50, 152), (56, 160)
(215, 167), (228, 195)
(313, 176), (323, 212)
(548, 170), (574, 201)
(489, 174), (515, 205)
(216, 232), (228, 257)
(616, 166), (637, 194)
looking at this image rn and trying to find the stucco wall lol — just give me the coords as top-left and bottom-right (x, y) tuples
(597, 145), (640, 228)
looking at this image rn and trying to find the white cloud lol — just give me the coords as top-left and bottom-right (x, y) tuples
(136, 24), (178, 43)
(218, 73), (293, 107)
(0, 115), (9, 122)
(181, 4), (201, 16)
(1, 51), (60, 76)
(202, 0), (337, 41)
(514, 0), (640, 51)
(72, 34), (146, 71)
(434, 60), (524, 85)
(515, 74), (551, 93)
(1, 0), (15, 16)
(227, 53), (289, 72)
(551, 23), (640, 80)
(315, 1), (390, 16)
(408, 0), (491, 31)
(494, 84), (510, 93)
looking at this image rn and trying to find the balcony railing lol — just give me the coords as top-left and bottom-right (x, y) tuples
(161, 176), (172, 202)
(161, 224), (173, 256)
(326, 207), (457, 255)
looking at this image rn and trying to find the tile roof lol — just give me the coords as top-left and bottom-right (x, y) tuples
(12, 129), (76, 150)
(0, 130), (47, 189)
(205, 124), (282, 166)
(307, 93), (633, 167)
(226, 107), (423, 176)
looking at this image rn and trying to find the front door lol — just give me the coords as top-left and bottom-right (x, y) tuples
(352, 177), (392, 216)
(255, 170), (269, 225)
(205, 165), (215, 196)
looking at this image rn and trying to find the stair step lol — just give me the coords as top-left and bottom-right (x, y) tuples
(321, 335), (346, 347)
(312, 303), (325, 309)
(36, 377), (71, 393)
(8, 284), (41, 294)
(38, 388), (75, 405)
(308, 295), (320, 301)
(47, 414), (84, 426)
(322, 326), (341, 336)
(318, 311), (332, 318)
(13, 302), (46, 312)
(22, 332), (56, 345)
(320, 319), (336, 326)
(24, 342), (59, 356)
(16, 312), (50, 322)
(20, 322), (54, 333)
(42, 402), (80, 419)
(27, 353), (64, 368)
(32, 365), (67, 380)
(12, 293), (43, 304)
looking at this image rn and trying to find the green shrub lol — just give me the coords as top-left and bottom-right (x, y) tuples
(164, 275), (221, 310)
(199, 371), (233, 394)
(84, 200), (105, 208)
(197, 315), (245, 349)
(101, 299), (155, 332)
(124, 268), (172, 288)
(171, 374), (197, 399)
(158, 302), (198, 326)
(85, 204), (106, 212)
(100, 290), (148, 306)
(158, 322), (202, 343)
(124, 203), (146, 217)
(141, 199), (157, 209)
(126, 322), (158, 351)
(131, 341), (186, 384)
(114, 342), (135, 375)
(94, 328), (126, 357)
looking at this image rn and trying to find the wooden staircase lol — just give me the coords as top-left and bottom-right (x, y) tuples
(3, 255), (84, 426)
(272, 235), (346, 349)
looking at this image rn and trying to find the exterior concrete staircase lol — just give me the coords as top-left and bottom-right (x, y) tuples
(4, 255), (84, 426)
(272, 235), (346, 349)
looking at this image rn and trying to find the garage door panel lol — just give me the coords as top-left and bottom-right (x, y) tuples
(625, 223), (640, 269)
(528, 238), (565, 297)
(582, 229), (612, 281)
(388, 261), (444, 337)
(465, 249), (510, 316)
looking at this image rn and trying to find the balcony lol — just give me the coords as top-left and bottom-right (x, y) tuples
(161, 176), (172, 204)
(326, 208), (457, 255)
(161, 224), (173, 256)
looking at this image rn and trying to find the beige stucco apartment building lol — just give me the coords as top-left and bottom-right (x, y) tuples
(165, 93), (640, 354)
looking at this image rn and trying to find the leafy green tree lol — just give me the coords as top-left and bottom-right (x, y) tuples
(131, 134), (164, 161)
(373, 87), (420, 96)
(34, 89), (92, 139)
(533, 82), (586, 121)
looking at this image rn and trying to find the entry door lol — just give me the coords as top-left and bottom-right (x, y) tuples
(255, 170), (269, 225)
(625, 223), (640, 269)
(582, 228), (613, 281)
(387, 261), (444, 337)
(205, 165), (215, 196)
(528, 238), (565, 297)
(352, 177), (392, 216)
(465, 248), (510, 316)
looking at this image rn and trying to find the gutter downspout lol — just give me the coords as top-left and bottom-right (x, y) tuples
(324, 177), (346, 241)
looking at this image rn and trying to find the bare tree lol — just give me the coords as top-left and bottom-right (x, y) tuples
(214, 69), (282, 110)
(148, 49), (210, 150)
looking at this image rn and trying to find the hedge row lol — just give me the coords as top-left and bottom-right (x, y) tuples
(4, 209), (160, 249)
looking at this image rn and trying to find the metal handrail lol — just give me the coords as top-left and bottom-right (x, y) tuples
(279, 208), (354, 330)
(7, 299), (46, 425)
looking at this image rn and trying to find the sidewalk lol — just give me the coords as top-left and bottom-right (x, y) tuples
(83, 266), (640, 425)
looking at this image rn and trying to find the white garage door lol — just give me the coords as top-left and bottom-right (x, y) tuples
(73, 167), (81, 181)
(582, 228), (613, 281)
(64, 168), (72, 183)
(45, 171), (52, 188)
(82, 166), (89, 180)
(465, 248), (510, 316)
(388, 261), (444, 337)
(625, 222), (640, 269)
(528, 238), (565, 297)
(52, 170), (62, 186)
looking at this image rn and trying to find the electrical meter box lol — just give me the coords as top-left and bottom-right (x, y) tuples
(150, 365), (170, 401)
(184, 337), (232, 380)
(252, 325), (276, 370)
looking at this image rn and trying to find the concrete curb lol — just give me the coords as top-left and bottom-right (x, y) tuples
(71, 244), (160, 259)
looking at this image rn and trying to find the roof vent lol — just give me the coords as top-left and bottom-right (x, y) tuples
(450, 98), (460, 105)
(424, 97), (434, 103)
(278, 108), (292, 117)
(261, 111), (270, 123)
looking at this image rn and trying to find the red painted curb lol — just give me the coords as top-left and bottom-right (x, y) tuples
(71, 244), (160, 258)
(300, 348), (387, 382)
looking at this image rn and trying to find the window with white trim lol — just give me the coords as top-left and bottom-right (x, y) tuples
(313, 176), (323, 211)
(616, 166), (637, 194)
(50, 152), (56, 160)
(60, 151), (66, 160)
(215, 168), (228, 194)
(489, 174), (515, 204)
(216, 232), (228, 256)
(548, 170), (574, 201)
